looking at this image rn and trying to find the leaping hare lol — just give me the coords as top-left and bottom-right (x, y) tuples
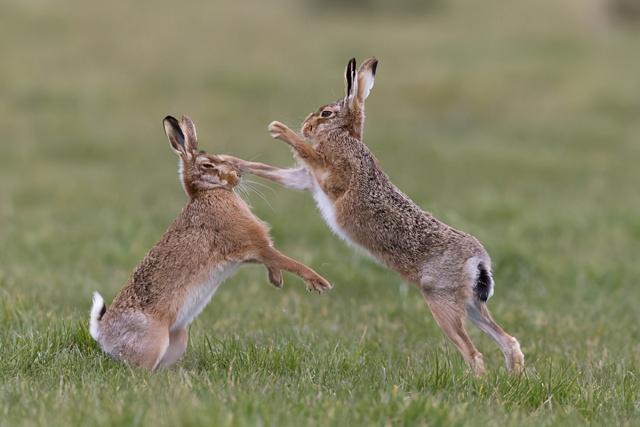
(89, 115), (332, 370)
(223, 58), (524, 375)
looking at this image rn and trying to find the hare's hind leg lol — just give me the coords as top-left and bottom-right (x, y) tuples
(130, 323), (170, 370)
(100, 313), (170, 370)
(157, 327), (189, 369)
(420, 286), (485, 376)
(467, 299), (524, 374)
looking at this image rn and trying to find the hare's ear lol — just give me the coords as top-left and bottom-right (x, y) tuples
(164, 115), (188, 156)
(355, 57), (378, 106)
(179, 115), (198, 152)
(344, 57), (357, 104)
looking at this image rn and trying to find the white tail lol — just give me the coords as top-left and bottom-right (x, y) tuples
(89, 292), (105, 341)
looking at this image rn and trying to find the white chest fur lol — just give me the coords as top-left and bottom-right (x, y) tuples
(310, 182), (377, 263)
(312, 185), (351, 243)
(171, 263), (239, 331)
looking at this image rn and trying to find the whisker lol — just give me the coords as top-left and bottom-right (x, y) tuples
(244, 179), (276, 195)
(234, 183), (252, 205)
(243, 182), (275, 211)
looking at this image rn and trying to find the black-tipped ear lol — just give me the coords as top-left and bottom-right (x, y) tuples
(163, 115), (186, 156)
(356, 57), (378, 104)
(344, 57), (357, 101)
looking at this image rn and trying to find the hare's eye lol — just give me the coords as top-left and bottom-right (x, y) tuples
(320, 110), (333, 118)
(202, 163), (215, 169)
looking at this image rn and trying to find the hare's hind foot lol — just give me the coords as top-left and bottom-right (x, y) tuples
(467, 299), (524, 375)
(508, 338), (525, 374)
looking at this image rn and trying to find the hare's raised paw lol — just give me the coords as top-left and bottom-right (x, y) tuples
(305, 275), (333, 294)
(268, 121), (297, 145)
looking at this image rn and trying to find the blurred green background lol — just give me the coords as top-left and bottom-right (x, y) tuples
(1, 0), (639, 425)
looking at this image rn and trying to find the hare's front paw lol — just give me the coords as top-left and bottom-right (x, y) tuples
(268, 121), (296, 145)
(305, 275), (333, 294)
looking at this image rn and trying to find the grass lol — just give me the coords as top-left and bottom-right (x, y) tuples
(1, 0), (640, 425)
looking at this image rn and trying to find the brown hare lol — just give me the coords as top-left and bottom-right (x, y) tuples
(223, 58), (524, 376)
(89, 115), (332, 370)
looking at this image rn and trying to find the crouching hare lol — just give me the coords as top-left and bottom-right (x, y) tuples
(89, 115), (332, 370)
(223, 58), (524, 375)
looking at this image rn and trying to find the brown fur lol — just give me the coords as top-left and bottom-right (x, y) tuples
(223, 59), (524, 375)
(89, 115), (331, 370)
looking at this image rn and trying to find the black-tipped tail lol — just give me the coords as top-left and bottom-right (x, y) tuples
(474, 263), (493, 302)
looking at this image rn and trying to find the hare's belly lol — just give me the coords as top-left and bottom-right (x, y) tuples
(312, 186), (352, 243)
(171, 263), (239, 331)
(312, 185), (379, 261)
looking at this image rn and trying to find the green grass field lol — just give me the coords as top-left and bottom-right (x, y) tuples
(1, 0), (639, 425)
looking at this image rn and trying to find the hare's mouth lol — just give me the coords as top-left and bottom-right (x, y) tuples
(226, 171), (240, 187)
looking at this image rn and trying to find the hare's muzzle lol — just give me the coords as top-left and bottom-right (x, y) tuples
(302, 122), (313, 138)
(227, 170), (240, 187)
